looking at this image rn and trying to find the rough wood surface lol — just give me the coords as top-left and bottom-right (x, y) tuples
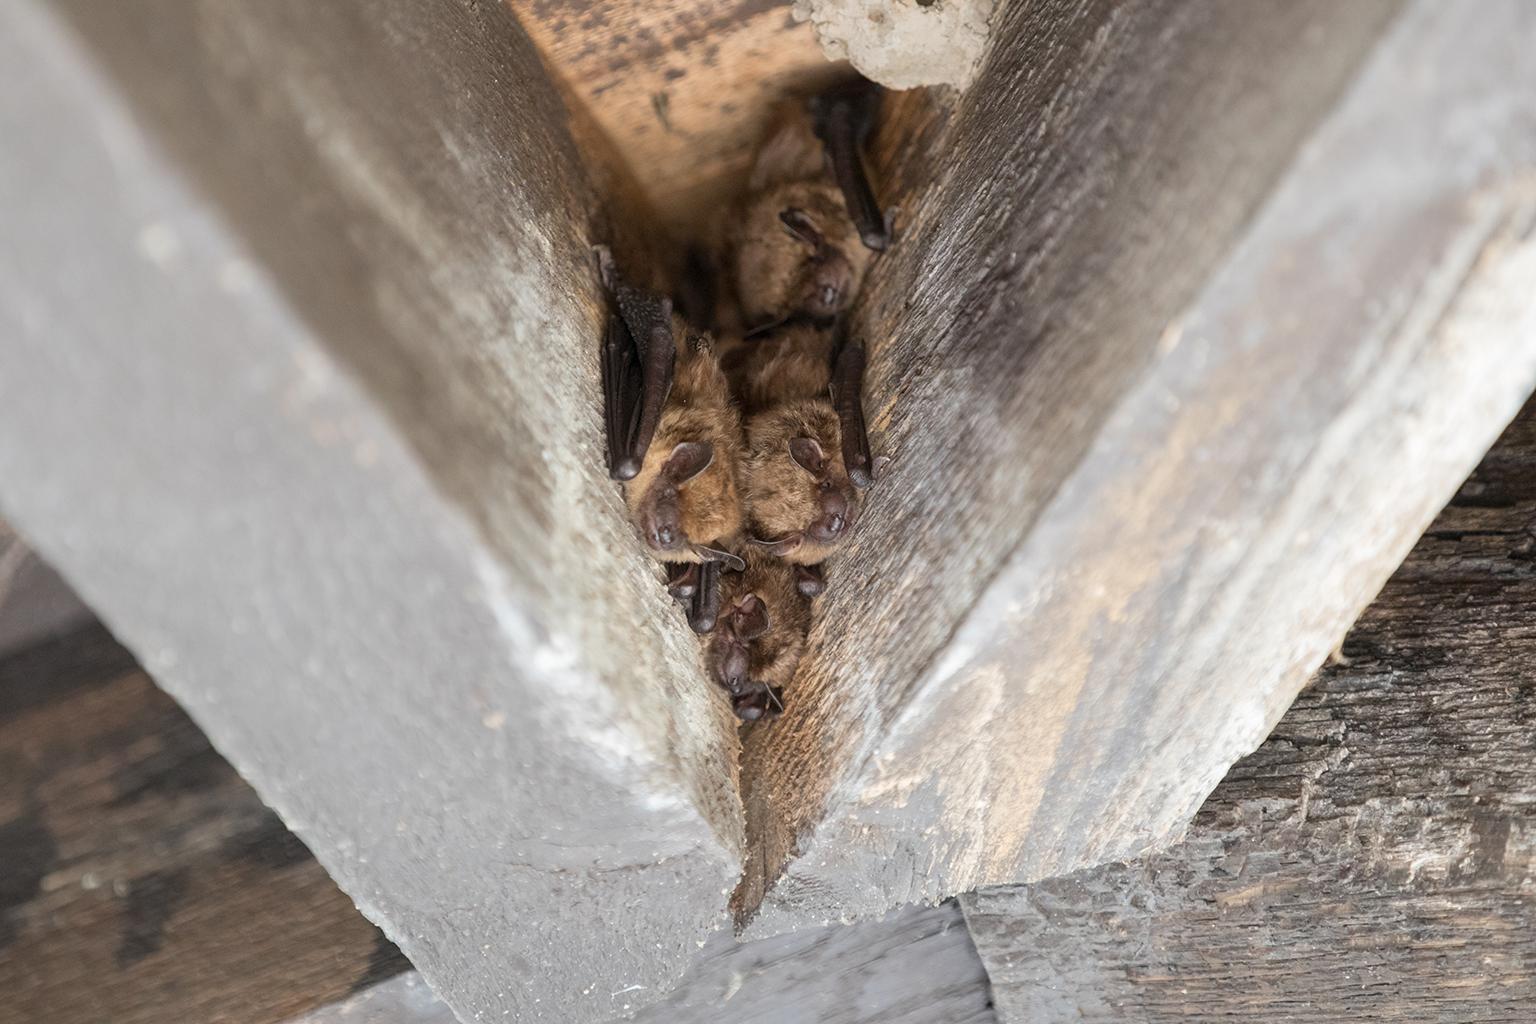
(0, 625), (408, 1024)
(507, 0), (845, 235)
(0, 3), (742, 1021)
(737, 0), (1477, 932)
(291, 902), (994, 1024)
(962, 392), (1536, 1024)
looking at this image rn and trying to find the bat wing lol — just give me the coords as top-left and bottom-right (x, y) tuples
(810, 82), (889, 253)
(832, 339), (874, 489)
(599, 252), (677, 480)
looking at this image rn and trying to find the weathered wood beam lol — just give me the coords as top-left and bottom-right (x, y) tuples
(0, 3), (741, 1021)
(0, 624), (407, 1024)
(962, 393), (1536, 1023)
(739, 0), (1536, 931)
(292, 902), (995, 1024)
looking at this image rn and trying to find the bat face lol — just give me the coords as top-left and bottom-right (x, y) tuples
(743, 399), (863, 565)
(732, 182), (872, 330)
(622, 339), (745, 563)
(705, 551), (812, 721)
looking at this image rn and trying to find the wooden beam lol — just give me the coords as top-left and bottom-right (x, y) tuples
(506, 0), (845, 236)
(0, 624), (408, 1024)
(962, 393), (1536, 1022)
(0, 3), (740, 1021)
(291, 902), (995, 1024)
(738, 0), (1536, 932)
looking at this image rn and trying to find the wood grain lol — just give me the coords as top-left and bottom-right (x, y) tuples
(0, 626), (408, 1024)
(737, 0), (1456, 932)
(506, 0), (844, 236)
(1, 3), (743, 1022)
(963, 394), (1536, 1023)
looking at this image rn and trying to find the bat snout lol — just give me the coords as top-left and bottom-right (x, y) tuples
(714, 642), (750, 693)
(808, 486), (853, 542)
(802, 255), (852, 319)
(640, 501), (685, 552)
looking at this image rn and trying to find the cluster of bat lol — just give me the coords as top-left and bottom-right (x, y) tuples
(598, 81), (890, 722)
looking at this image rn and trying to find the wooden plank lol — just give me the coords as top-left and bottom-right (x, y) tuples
(962, 392), (1536, 1023)
(0, 625), (408, 1024)
(738, 0), (1446, 932)
(505, 0), (844, 235)
(290, 902), (995, 1024)
(0, 3), (740, 1022)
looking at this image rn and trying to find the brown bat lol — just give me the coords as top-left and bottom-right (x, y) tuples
(726, 321), (874, 569)
(703, 548), (814, 721)
(598, 247), (745, 634)
(725, 80), (889, 332)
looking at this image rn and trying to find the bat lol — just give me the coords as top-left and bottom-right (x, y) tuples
(598, 247), (746, 587)
(725, 321), (875, 569)
(703, 548), (813, 721)
(723, 80), (890, 333)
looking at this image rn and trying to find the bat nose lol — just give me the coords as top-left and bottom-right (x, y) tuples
(648, 522), (678, 549)
(718, 645), (749, 691)
(824, 512), (845, 535)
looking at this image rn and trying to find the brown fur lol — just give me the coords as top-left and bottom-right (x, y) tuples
(729, 324), (863, 566)
(720, 101), (874, 331)
(622, 324), (744, 562)
(704, 547), (813, 700)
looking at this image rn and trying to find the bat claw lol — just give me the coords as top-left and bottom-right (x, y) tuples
(592, 244), (618, 290)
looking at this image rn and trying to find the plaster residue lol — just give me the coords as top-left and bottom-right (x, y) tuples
(793, 0), (997, 89)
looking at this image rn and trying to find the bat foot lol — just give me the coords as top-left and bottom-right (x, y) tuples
(666, 563), (700, 601)
(593, 244), (617, 290)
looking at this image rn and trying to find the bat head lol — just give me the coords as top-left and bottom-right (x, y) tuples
(706, 553), (812, 721)
(633, 441), (714, 555)
(778, 209), (860, 323)
(744, 402), (862, 564)
(734, 183), (870, 329)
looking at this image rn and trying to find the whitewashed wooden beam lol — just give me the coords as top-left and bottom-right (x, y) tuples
(739, 0), (1536, 933)
(0, 3), (741, 1022)
(962, 392), (1536, 1022)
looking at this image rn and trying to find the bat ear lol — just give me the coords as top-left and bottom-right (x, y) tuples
(664, 441), (714, 483)
(749, 532), (804, 558)
(788, 436), (825, 476)
(733, 594), (770, 641)
(779, 208), (824, 249)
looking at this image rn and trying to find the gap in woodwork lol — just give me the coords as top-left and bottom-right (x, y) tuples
(502, 1), (965, 925)
(505, 0), (851, 248)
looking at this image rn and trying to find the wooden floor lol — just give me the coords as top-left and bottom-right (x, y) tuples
(0, 622), (408, 1024)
